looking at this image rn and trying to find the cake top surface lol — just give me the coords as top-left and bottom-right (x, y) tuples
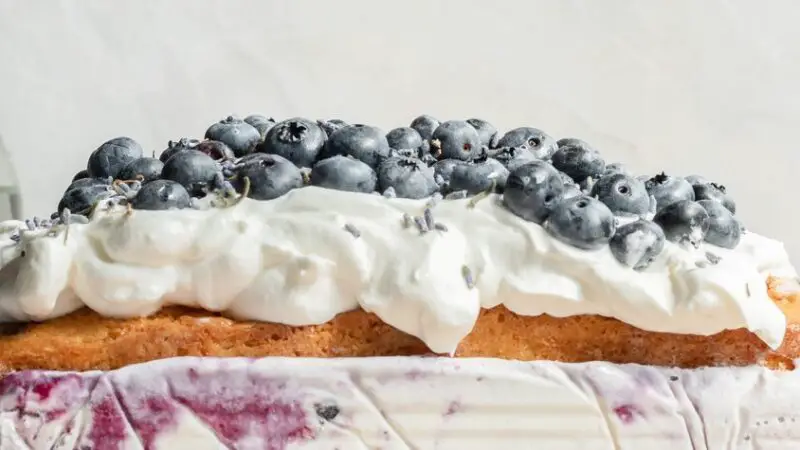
(0, 115), (796, 352)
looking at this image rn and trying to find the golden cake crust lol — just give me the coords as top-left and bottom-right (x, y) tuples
(0, 277), (798, 372)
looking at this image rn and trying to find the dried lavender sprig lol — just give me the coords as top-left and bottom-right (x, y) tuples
(423, 207), (435, 230)
(343, 223), (361, 238)
(413, 216), (429, 235)
(461, 265), (475, 289)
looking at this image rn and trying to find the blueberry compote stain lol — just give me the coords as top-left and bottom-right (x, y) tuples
(612, 403), (644, 424)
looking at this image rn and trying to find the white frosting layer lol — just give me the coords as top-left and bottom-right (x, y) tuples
(3, 357), (800, 449)
(0, 187), (795, 353)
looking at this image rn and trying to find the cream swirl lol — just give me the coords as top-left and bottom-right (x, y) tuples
(0, 187), (795, 353)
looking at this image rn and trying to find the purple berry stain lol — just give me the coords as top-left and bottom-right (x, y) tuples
(612, 403), (644, 424)
(444, 401), (462, 417)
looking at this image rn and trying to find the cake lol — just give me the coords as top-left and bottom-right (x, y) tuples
(0, 115), (797, 448)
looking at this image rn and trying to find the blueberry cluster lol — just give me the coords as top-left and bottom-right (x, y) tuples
(54, 114), (741, 270)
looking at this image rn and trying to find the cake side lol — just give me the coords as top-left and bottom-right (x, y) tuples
(2, 356), (799, 449)
(0, 277), (797, 372)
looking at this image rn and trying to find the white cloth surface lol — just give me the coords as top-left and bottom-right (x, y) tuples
(0, 0), (799, 265)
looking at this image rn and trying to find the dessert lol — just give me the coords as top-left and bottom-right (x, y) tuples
(0, 115), (797, 448)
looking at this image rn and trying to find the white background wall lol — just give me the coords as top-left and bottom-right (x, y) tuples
(1, 0), (799, 264)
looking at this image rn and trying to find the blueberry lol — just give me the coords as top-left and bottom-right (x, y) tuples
(64, 176), (111, 194)
(193, 140), (235, 161)
(160, 150), (219, 196)
(653, 200), (709, 248)
(502, 161), (566, 224)
(204, 116), (261, 157)
(232, 153), (303, 201)
(386, 127), (424, 154)
(544, 195), (616, 250)
(131, 180), (191, 210)
(466, 118), (499, 148)
(87, 137), (144, 179)
(410, 115), (440, 141)
(58, 182), (112, 215)
(317, 119), (349, 138)
(320, 124), (390, 169)
(590, 173), (650, 216)
(556, 138), (596, 152)
(431, 120), (481, 161)
(377, 156), (438, 199)
(609, 220), (666, 270)
(698, 199), (741, 249)
(117, 157), (164, 183)
(432, 158), (467, 188)
(693, 183), (736, 214)
(684, 175), (710, 187)
(488, 145), (537, 171)
(550, 144), (605, 183)
(310, 155), (376, 194)
(244, 114), (276, 140)
(160, 138), (200, 163)
(497, 128), (557, 159)
(448, 157), (509, 195)
(645, 172), (694, 211)
(603, 162), (628, 176)
(260, 118), (327, 168)
(71, 170), (90, 182)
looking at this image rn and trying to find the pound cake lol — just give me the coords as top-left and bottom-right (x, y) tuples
(0, 114), (798, 448)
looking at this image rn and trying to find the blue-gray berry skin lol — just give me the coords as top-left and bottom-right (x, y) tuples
(310, 155), (376, 194)
(131, 179), (191, 210)
(87, 137), (144, 179)
(488, 145), (537, 171)
(432, 159), (467, 188)
(694, 183), (736, 214)
(556, 137), (596, 152)
(550, 144), (606, 183)
(653, 200), (710, 248)
(590, 173), (650, 216)
(502, 161), (566, 224)
(117, 157), (164, 183)
(233, 153), (303, 201)
(204, 116), (261, 158)
(260, 118), (327, 169)
(160, 150), (219, 196)
(317, 119), (349, 138)
(159, 138), (200, 163)
(320, 124), (390, 169)
(244, 114), (276, 140)
(65, 176), (110, 193)
(448, 157), (509, 195)
(609, 220), (666, 270)
(431, 120), (482, 161)
(698, 199), (741, 249)
(466, 118), (499, 148)
(410, 115), (440, 141)
(544, 195), (616, 250)
(194, 140), (235, 161)
(377, 156), (438, 199)
(497, 128), (557, 159)
(58, 182), (112, 215)
(603, 162), (628, 176)
(71, 170), (90, 182)
(386, 127), (424, 154)
(684, 174), (710, 187)
(645, 172), (695, 212)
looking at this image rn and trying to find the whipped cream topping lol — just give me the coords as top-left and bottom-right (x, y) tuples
(0, 187), (795, 353)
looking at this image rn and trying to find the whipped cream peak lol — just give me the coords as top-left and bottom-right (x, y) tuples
(0, 186), (795, 352)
